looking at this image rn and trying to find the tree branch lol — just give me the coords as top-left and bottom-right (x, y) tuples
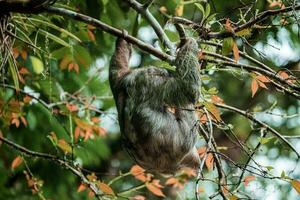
(44, 6), (174, 63)
(124, 0), (175, 54)
(174, 4), (300, 39)
(215, 103), (300, 158)
(0, 136), (105, 199)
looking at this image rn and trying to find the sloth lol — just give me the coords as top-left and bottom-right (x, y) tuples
(109, 37), (201, 173)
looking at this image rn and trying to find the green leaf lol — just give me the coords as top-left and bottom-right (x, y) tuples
(222, 37), (234, 55)
(38, 29), (71, 48)
(205, 3), (211, 17)
(15, 16), (82, 42)
(236, 28), (252, 37)
(8, 56), (19, 91)
(195, 3), (205, 17)
(29, 56), (44, 74)
(259, 137), (273, 144)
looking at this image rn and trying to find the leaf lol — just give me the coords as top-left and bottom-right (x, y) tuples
(91, 117), (101, 123)
(257, 81), (268, 89)
(130, 165), (145, 177)
(291, 179), (300, 194)
(21, 50), (28, 60)
(20, 116), (27, 127)
(225, 18), (234, 33)
(203, 102), (222, 122)
(8, 56), (19, 91)
(77, 183), (87, 192)
(59, 56), (72, 70)
(159, 6), (167, 14)
(97, 182), (115, 196)
(133, 195), (145, 200)
(195, 3), (205, 17)
(29, 56), (44, 74)
(259, 137), (273, 144)
(87, 29), (96, 42)
(11, 156), (23, 170)
(222, 37), (234, 55)
(0, 130), (3, 147)
(205, 3), (211, 17)
(146, 181), (165, 197)
(66, 103), (78, 112)
(211, 95), (224, 104)
(236, 28), (252, 36)
(229, 195), (239, 200)
(198, 146), (207, 158)
(256, 75), (270, 83)
(244, 175), (255, 186)
(175, 5), (184, 16)
(205, 153), (214, 171)
(251, 79), (258, 97)
(11, 118), (20, 128)
(232, 42), (239, 62)
(57, 139), (72, 153)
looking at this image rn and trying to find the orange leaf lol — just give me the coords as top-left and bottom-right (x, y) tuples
(23, 95), (32, 104)
(205, 153), (214, 171)
(11, 156), (23, 170)
(211, 95), (224, 104)
(181, 167), (196, 177)
(256, 75), (270, 83)
(165, 177), (184, 189)
(59, 56), (72, 70)
(225, 18), (234, 33)
(66, 103), (78, 112)
(204, 102), (222, 122)
(74, 127), (82, 142)
(165, 177), (178, 185)
(130, 165), (145, 177)
(13, 48), (19, 58)
(11, 118), (20, 128)
(291, 179), (300, 194)
(278, 71), (289, 79)
(232, 42), (239, 62)
(77, 183), (87, 192)
(21, 50), (28, 60)
(198, 147), (207, 158)
(57, 139), (72, 153)
(132, 195), (146, 200)
(257, 81), (268, 90)
(19, 67), (30, 75)
(97, 182), (115, 196)
(146, 182), (165, 197)
(244, 175), (255, 186)
(91, 117), (101, 123)
(251, 79), (258, 97)
(20, 116), (27, 127)
(87, 29), (96, 41)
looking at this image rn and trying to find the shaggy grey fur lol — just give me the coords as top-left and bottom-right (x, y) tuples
(109, 38), (201, 173)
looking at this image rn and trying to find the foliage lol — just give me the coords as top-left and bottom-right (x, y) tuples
(0, 0), (300, 199)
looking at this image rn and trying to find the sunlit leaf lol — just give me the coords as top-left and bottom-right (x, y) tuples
(205, 153), (214, 171)
(203, 102), (222, 122)
(29, 56), (44, 74)
(222, 37), (234, 55)
(175, 5), (184, 16)
(244, 175), (255, 186)
(130, 165), (145, 177)
(251, 79), (258, 97)
(97, 181), (115, 196)
(132, 195), (146, 200)
(236, 28), (252, 36)
(232, 42), (239, 62)
(11, 156), (23, 170)
(57, 139), (72, 154)
(146, 181), (165, 197)
(291, 179), (300, 194)
(77, 183), (87, 193)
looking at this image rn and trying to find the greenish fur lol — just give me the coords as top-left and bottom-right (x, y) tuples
(109, 38), (201, 173)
